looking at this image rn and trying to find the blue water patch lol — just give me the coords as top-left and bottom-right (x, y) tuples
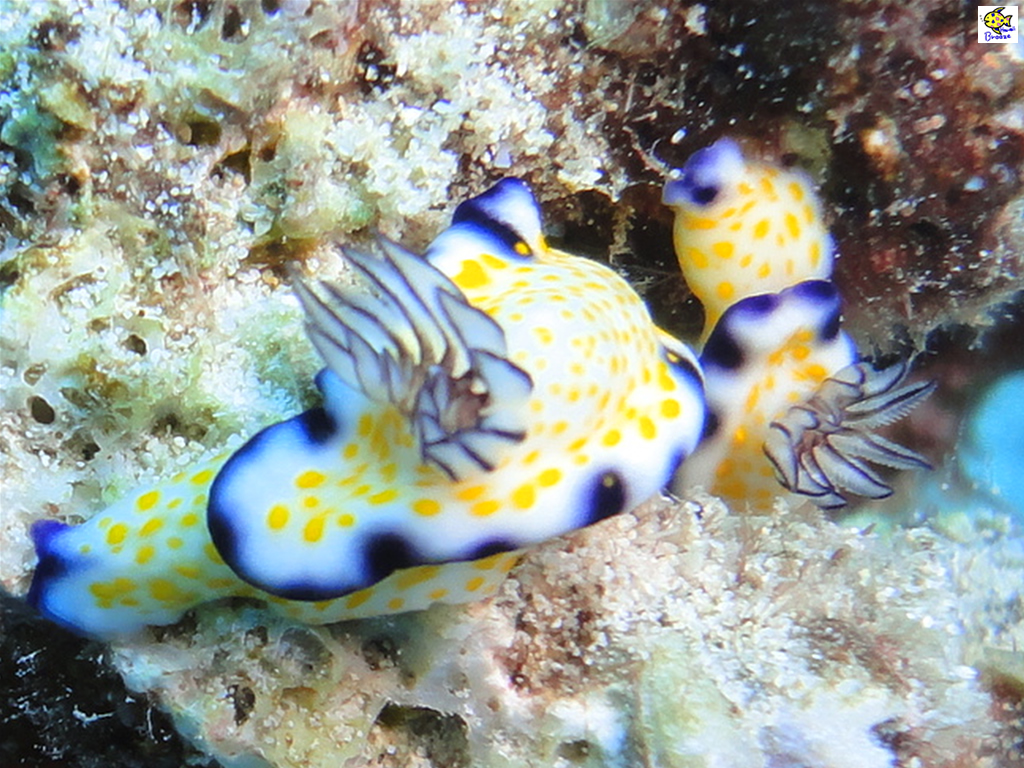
(960, 371), (1024, 521)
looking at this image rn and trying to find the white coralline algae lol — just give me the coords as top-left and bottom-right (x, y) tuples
(106, 494), (1003, 767)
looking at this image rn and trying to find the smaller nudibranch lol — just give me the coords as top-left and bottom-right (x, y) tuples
(29, 178), (706, 638)
(674, 279), (857, 512)
(663, 137), (834, 339)
(666, 137), (932, 512)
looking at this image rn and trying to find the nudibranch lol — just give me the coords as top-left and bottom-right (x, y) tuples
(29, 179), (706, 638)
(664, 137), (933, 512)
(663, 137), (834, 340)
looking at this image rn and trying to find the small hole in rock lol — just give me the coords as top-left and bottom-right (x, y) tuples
(310, 29), (336, 49)
(7, 184), (36, 217)
(228, 684), (256, 725)
(174, 0), (214, 29)
(221, 5), (245, 40)
(29, 396), (56, 424)
(124, 334), (147, 355)
(23, 364), (47, 386)
(355, 41), (397, 94)
(184, 120), (222, 147)
(0, 261), (20, 291)
(361, 636), (399, 671)
(57, 173), (82, 196)
(216, 147), (252, 183)
(372, 705), (470, 766)
(557, 740), (593, 763)
(31, 19), (78, 51)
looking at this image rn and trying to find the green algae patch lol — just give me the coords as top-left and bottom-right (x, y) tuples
(38, 79), (96, 132)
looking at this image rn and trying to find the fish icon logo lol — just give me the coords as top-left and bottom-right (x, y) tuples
(984, 6), (1014, 32)
(978, 5), (1019, 42)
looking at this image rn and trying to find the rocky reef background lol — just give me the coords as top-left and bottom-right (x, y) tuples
(1, 0), (1023, 766)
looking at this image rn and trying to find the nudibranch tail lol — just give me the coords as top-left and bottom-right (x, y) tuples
(764, 361), (934, 509)
(28, 455), (252, 638)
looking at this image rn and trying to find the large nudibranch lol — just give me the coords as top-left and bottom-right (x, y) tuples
(28, 179), (706, 638)
(664, 137), (933, 512)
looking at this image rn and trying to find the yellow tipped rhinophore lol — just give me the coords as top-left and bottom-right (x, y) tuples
(662, 138), (834, 338)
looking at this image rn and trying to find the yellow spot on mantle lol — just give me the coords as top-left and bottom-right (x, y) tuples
(711, 241), (734, 259)
(368, 488), (399, 505)
(453, 259), (489, 289)
(345, 588), (374, 609)
(296, 470), (326, 489)
(684, 215), (718, 230)
(511, 483), (535, 509)
(175, 564), (201, 579)
(303, 516), (325, 543)
(148, 579), (182, 603)
(204, 543), (225, 565)
(396, 565), (440, 590)
(191, 469), (214, 485)
(107, 523), (128, 546)
(136, 491), (160, 512)
(471, 499), (501, 517)
(482, 252), (510, 268)
(457, 485), (486, 501)
(537, 468), (562, 487)
(268, 504), (289, 530)
(412, 498), (441, 516)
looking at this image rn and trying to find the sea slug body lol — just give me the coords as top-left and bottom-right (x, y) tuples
(29, 179), (706, 638)
(663, 137), (834, 340)
(665, 138), (933, 512)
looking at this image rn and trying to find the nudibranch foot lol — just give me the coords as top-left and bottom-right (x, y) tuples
(764, 361), (935, 509)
